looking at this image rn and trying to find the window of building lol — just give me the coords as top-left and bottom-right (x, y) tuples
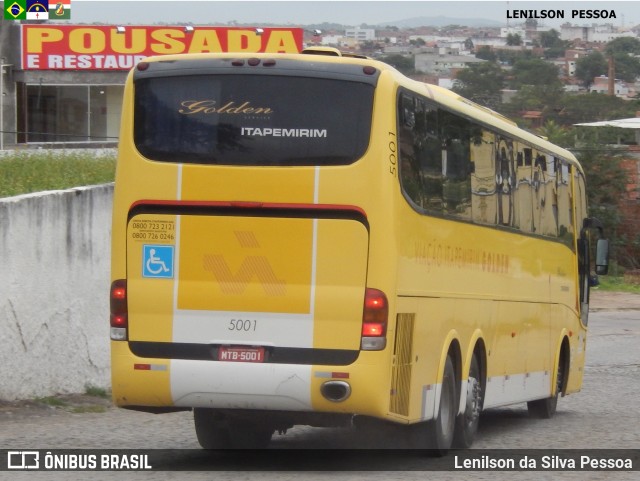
(23, 84), (123, 143)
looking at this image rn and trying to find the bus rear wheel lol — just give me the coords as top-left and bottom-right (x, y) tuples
(431, 355), (457, 453)
(194, 409), (274, 449)
(454, 353), (483, 448)
(194, 408), (231, 449)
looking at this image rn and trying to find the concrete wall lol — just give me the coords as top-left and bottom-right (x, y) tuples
(0, 184), (113, 400)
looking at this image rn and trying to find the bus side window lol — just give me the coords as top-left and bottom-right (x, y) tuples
(515, 146), (534, 233)
(532, 153), (546, 234)
(556, 160), (574, 245)
(470, 129), (497, 225)
(398, 93), (442, 212)
(440, 110), (472, 220)
(495, 136), (515, 227)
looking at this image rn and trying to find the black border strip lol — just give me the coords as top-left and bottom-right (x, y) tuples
(127, 202), (370, 232)
(129, 341), (359, 366)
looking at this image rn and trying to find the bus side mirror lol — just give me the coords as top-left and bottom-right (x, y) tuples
(595, 238), (609, 276)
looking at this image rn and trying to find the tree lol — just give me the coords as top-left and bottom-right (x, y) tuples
(536, 120), (572, 146)
(475, 46), (497, 62)
(379, 54), (415, 76)
(502, 84), (565, 119)
(510, 58), (561, 89)
(574, 140), (629, 267)
(609, 54), (640, 83)
(360, 40), (381, 53)
(605, 37), (640, 83)
(496, 49), (533, 66)
(452, 62), (505, 110)
(575, 52), (608, 88)
(539, 30), (569, 59)
(554, 93), (640, 127)
(539, 29), (564, 49)
(464, 37), (474, 51)
(504, 59), (565, 114)
(605, 37), (640, 56)
(506, 33), (523, 46)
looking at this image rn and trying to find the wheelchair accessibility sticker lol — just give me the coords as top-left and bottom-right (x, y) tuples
(143, 245), (174, 279)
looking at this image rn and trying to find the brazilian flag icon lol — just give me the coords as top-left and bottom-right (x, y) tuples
(4, 0), (27, 19)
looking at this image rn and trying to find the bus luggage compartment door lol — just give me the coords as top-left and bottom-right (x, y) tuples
(126, 211), (370, 353)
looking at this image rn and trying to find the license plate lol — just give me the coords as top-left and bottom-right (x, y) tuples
(218, 346), (265, 363)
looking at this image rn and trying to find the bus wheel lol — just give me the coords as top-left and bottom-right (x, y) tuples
(454, 354), (483, 448)
(431, 355), (457, 453)
(227, 420), (274, 449)
(527, 357), (564, 419)
(194, 408), (231, 449)
(194, 409), (274, 449)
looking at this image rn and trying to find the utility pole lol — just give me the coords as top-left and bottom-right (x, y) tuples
(608, 55), (615, 96)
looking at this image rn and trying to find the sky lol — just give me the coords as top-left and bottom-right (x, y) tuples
(70, 0), (640, 28)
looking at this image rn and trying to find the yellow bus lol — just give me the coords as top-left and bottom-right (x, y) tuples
(110, 48), (609, 450)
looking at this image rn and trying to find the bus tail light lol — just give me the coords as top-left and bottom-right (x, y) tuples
(110, 279), (128, 341)
(361, 288), (388, 351)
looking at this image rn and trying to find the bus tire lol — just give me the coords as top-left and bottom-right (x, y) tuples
(527, 354), (564, 419)
(228, 420), (274, 449)
(431, 354), (457, 453)
(453, 353), (483, 448)
(194, 409), (274, 449)
(194, 408), (231, 449)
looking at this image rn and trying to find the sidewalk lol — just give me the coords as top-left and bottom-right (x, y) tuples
(589, 290), (640, 311)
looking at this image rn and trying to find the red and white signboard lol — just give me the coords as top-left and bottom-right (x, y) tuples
(21, 25), (304, 70)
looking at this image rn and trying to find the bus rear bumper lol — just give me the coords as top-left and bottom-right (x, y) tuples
(111, 342), (390, 417)
(171, 360), (313, 411)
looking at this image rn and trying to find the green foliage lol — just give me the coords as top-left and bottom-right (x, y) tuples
(574, 52), (608, 88)
(501, 84), (565, 121)
(539, 29), (566, 50)
(510, 58), (561, 89)
(0, 151), (116, 198)
(536, 120), (572, 146)
(574, 142), (629, 266)
(500, 60), (564, 119)
(85, 385), (109, 399)
(506, 33), (522, 46)
(609, 53), (640, 84)
(576, 143), (627, 207)
(605, 37), (640, 56)
(35, 396), (68, 407)
(475, 46), (496, 62)
(554, 93), (640, 126)
(453, 62), (505, 110)
(596, 276), (640, 294)
(601, 38), (640, 84)
(573, 39), (640, 87)
(378, 54), (415, 75)
(495, 49), (534, 66)
(539, 30), (569, 59)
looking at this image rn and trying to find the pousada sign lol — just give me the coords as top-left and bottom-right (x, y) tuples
(20, 25), (304, 70)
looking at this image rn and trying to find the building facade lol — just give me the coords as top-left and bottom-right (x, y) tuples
(0, 21), (302, 149)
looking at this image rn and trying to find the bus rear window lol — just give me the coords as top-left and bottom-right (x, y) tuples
(134, 75), (374, 166)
